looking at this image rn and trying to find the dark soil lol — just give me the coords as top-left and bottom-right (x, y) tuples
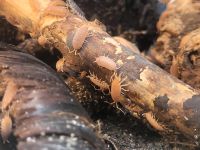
(75, 0), (160, 52)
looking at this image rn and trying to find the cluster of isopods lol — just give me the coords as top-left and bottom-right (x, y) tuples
(69, 22), (132, 106)
(87, 55), (129, 108)
(49, 1), (165, 133)
(65, 23), (130, 109)
(77, 34), (165, 131)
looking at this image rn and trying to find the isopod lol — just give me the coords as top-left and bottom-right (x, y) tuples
(94, 56), (117, 71)
(170, 55), (179, 77)
(110, 72), (129, 103)
(1, 113), (12, 143)
(1, 81), (18, 111)
(66, 0), (86, 20)
(72, 25), (89, 50)
(144, 111), (165, 131)
(79, 71), (87, 79)
(56, 58), (65, 72)
(87, 71), (110, 92)
(42, 0), (68, 18)
(38, 35), (47, 47)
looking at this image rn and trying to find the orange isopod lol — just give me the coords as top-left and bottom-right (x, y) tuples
(144, 112), (165, 131)
(1, 114), (12, 142)
(38, 36), (47, 47)
(72, 25), (89, 50)
(2, 81), (18, 111)
(87, 71), (110, 92)
(56, 58), (65, 72)
(110, 73), (128, 103)
(170, 55), (179, 77)
(94, 56), (117, 71)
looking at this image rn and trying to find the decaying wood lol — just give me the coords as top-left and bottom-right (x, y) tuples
(1, 0), (200, 144)
(0, 43), (105, 149)
(150, 0), (200, 90)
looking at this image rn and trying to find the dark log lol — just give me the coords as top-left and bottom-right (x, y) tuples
(0, 43), (105, 149)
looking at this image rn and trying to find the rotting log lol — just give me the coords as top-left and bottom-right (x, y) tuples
(150, 0), (200, 90)
(1, 0), (200, 145)
(0, 43), (105, 149)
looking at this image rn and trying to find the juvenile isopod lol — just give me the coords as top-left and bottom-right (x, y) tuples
(38, 36), (47, 47)
(56, 58), (65, 72)
(67, 0), (86, 20)
(1, 81), (18, 111)
(87, 71), (110, 93)
(79, 71), (87, 79)
(170, 55), (179, 77)
(72, 25), (89, 50)
(110, 72), (129, 103)
(144, 112), (165, 131)
(94, 56), (117, 71)
(1, 113), (12, 142)
(42, 0), (68, 18)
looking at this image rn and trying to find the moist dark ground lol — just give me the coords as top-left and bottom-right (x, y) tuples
(0, 0), (195, 149)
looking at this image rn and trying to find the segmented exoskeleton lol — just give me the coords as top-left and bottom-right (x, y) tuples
(0, 43), (105, 150)
(66, 0), (86, 20)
